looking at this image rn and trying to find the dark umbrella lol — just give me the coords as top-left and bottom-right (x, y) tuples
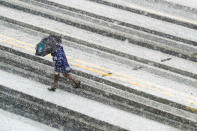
(35, 35), (62, 56)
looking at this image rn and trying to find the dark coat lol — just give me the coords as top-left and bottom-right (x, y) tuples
(52, 45), (71, 73)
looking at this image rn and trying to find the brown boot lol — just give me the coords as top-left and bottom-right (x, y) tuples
(63, 73), (81, 88)
(48, 83), (57, 91)
(48, 87), (56, 91)
(48, 73), (60, 91)
(73, 81), (81, 88)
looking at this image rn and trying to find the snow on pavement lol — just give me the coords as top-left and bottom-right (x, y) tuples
(1, 20), (197, 110)
(1, 6), (197, 76)
(0, 69), (179, 131)
(42, 0), (197, 41)
(104, 0), (197, 21)
(0, 109), (59, 131)
(163, 0), (197, 9)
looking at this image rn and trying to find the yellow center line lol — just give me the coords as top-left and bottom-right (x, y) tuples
(0, 34), (35, 48)
(186, 107), (197, 112)
(110, 75), (173, 96)
(70, 62), (197, 108)
(0, 39), (34, 52)
(77, 59), (197, 106)
(73, 61), (173, 96)
(74, 56), (197, 102)
(74, 58), (110, 72)
(73, 62), (173, 97)
(74, 63), (107, 75)
(1, 33), (197, 109)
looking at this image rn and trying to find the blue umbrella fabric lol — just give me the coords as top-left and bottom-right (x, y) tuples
(35, 35), (62, 56)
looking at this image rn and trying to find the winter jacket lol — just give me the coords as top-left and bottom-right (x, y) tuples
(52, 45), (71, 73)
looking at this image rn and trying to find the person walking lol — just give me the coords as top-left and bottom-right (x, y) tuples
(47, 38), (80, 91)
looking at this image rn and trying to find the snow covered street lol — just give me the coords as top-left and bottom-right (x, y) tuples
(0, 0), (197, 130)
(0, 109), (59, 131)
(0, 70), (179, 131)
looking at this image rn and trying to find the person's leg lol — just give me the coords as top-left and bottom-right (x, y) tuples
(63, 73), (80, 88)
(48, 72), (60, 91)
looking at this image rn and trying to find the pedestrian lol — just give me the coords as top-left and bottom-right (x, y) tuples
(48, 37), (80, 91)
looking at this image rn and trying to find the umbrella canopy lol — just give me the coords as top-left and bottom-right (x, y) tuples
(35, 35), (62, 56)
